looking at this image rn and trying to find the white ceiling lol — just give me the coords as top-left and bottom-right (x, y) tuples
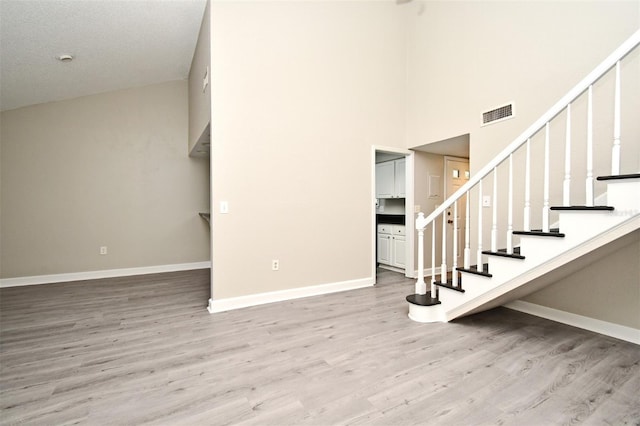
(413, 134), (470, 158)
(0, 0), (207, 112)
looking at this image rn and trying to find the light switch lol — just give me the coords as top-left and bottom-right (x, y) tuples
(482, 195), (491, 207)
(220, 201), (229, 214)
(414, 205), (421, 213)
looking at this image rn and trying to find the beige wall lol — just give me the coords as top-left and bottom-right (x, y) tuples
(0, 81), (210, 278)
(403, 1), (639, 328)
(210, 1), (406, 299)
(523, 231), (640, 329)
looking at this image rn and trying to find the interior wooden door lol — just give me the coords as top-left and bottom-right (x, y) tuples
(445, 158), (470, 268)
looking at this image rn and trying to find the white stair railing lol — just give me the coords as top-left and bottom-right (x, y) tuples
(413, 29), (640, 300)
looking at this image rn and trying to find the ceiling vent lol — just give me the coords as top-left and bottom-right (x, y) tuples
(481, 102), (515, 126)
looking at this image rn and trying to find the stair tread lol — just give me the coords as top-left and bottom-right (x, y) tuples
(482, 250), (525, 259)
(597, 173), (640, 181)
(513, 230), (565, 237)
(457, 264), (492, 278)
(406, 293), (441, 306)
(550, 205), (614, 211)
(434, 280), (465, 293)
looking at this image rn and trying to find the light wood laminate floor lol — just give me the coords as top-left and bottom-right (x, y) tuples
(1, 268), (639, 425)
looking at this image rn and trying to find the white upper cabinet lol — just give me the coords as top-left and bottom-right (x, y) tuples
(376, 158), (405, 199)
(188, 0), (211, 157)
(375, 161), (395, 198)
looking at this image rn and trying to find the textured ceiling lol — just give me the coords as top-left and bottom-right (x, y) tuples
(0, 0), (207, 112)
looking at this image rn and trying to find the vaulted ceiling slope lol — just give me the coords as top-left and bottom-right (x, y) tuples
(0, 0), (206, 112)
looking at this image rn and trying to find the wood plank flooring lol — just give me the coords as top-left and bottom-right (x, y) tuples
(1, 268), (639, 425)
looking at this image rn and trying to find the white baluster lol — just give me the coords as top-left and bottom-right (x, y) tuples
(563, 104), (572, 206)
(464, 191), (471, 269)
(441, 211), (447, 285)
(477, 180), (483, 271)
(524, 139), (531, 232)
(491, 167), (498, 252)
(612, 61), (621, 175)
(586, 85), (594, 206)
(431, 220), (436, 298)
(543, 122), (550, 232)
(507, 153), (514, 254)
(452, 200), (458, 286)
(415, 213), (426, 295)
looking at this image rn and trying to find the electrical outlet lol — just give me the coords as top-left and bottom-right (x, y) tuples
(414, 205), (421, 213)
(272, 259), (279, 271)
(100, 246), (108, 255)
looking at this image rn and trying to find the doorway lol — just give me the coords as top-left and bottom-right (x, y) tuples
(410, 133), (470, 283)
(372, 147), (414, 283)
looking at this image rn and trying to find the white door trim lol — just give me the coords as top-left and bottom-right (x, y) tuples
(372, 146), (415, 281)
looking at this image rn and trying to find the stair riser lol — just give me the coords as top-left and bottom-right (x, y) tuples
(436, 286), (467, 305)
(606, 181), (640, 213)
(558, 212), (628, 246)
(484, 256), (526, 282)
(517, 237), (566, 264)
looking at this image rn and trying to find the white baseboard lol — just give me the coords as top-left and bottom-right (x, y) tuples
(0, 261), (212, 288)
(208, 277), (374, 313)
(504, 300), (640, 345)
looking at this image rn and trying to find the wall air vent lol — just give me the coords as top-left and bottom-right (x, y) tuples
(481, 102), (515, 126)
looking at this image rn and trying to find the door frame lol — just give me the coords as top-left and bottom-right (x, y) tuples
(371, 146), (415, 282)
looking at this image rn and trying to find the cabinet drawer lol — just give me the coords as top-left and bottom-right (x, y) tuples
(392, 225), (406, 236)
(377, 224), (393, 234)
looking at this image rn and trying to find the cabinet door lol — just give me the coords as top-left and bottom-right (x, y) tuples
(392, 235), (406, 268)
(377, 234), (392, 265)
(375, 162), (395, 199)
(394, 158), (406, 198)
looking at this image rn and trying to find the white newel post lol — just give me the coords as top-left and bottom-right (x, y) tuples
(415, 212), (427, 295)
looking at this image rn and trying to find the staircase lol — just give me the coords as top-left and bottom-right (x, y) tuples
(407, 30), (640, 323)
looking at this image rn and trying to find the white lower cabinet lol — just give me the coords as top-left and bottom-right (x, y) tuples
(377, 224), (405, 269)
